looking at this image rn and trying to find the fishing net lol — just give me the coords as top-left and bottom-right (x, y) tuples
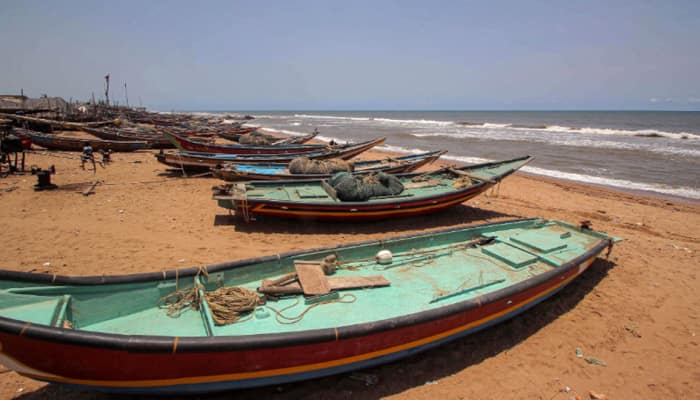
(328, 172), (404, 201)
(239, 132), (272, 145)
(288, 157), (354, 174)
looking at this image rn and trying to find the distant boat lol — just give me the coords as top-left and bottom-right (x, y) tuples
(155, 138), (386, 172)
(17, 128), (150, 152)
(0, 218), (619, 394)
(163, 131), (333, 155)
(211, 150), (447, 181)
(213, 156), (532, 222)
(81, 127), (174, 149)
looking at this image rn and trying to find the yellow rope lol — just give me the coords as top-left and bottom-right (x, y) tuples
(204, 286), (261, 325)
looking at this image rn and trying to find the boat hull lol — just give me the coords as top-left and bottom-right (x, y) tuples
(0, 238), (609, 395)
(213, 156), (532, 221)
(18, 129), (149, 152)
(218, 183), (490, 221)
(155, 138), (385, 172)
(82, 127), (174, 149)
(211, 150), (446, 181)
(164, 131), (329, 155)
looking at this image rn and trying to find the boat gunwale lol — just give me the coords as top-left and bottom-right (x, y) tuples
(0, 218), (613, 354)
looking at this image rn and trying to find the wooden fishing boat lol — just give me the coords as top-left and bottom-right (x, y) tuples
(17, 128), (150, 152)
(0, 112), (117, 131)
(163, 131), (338, 155)
(155, 138), (386, 172)
(211, 150), (447, 181)
(213, 156), (532, 221)
(0, 218), (619, 394)
(81, 127), (174, 149)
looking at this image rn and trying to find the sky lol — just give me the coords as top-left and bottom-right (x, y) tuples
(1, 0), (699, 111)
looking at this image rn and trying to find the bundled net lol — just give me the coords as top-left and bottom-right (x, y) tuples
(239, 132), (272, 145)
(328, 172), (404, 201)
(288, 157), (354, 175)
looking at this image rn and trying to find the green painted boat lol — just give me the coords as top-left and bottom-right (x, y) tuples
(0, 218), (619, 394)
(212, 155), (532, 222)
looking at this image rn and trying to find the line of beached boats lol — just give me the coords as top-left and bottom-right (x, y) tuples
(15, 123), (538, 222)
(0, 115), (621, 395)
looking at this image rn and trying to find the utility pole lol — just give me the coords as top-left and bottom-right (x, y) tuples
(124, 82), (129, 108)
(104, 74), (110, 105)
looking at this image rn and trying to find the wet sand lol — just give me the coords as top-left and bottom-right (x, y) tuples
(0, 143), (698, 399)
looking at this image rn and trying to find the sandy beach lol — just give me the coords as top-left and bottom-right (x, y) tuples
(0, 142), (698, 400)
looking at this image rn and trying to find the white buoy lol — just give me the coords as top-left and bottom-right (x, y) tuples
(375, 249), (393, 265)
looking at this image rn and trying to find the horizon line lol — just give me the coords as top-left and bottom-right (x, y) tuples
(166, 108), (700, 113)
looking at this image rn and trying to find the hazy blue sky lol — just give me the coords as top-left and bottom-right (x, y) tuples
(1, 0), (699, 110)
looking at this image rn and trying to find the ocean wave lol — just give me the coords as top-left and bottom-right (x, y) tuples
(281, 113), (700, 140)
(315, 135), (341, 143)
(440, 154), (492, 165)
(294, 114), (453, 126)
(539, 125), (698, 140)
(444, 155), (700, 199)
(411, 132), (700, 156)
(482, 123), (511, 128)
(294, 114), (371, 121)
(522, 165), (700, 199)
(376, 144), (433, 155)
(251, 114), (296, 119)
(256, 122), (699, 199)
(455, 122), (699, 140)
(373, 118), (453, 126)
(258, 127), (308, 137)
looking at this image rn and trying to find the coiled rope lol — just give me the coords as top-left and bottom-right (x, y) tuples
(158, 267), (262, 325)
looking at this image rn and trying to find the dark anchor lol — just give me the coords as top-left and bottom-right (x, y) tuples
(31, 165), (57, 191)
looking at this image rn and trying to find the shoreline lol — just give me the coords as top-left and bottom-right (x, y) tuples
(0, 138), (698, 399)
(256, 127), (700, 204)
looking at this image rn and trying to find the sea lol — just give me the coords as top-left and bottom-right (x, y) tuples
(193, 111), (700, 200)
